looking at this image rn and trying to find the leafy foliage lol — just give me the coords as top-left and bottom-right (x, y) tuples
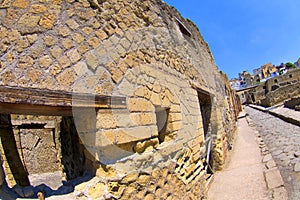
(286, 62), (296, 69)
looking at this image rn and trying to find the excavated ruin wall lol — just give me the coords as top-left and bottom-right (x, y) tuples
(247, 69), (300, 107)
(0, 0), (239, 198)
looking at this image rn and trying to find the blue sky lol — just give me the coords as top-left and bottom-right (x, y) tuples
(163, 0), (300, 79)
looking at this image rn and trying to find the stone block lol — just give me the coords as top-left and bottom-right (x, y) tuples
(72, 33), (85, 44)
(137, 174), (151, 186)
(121, 172), (139, 183)
(27, 68), (42, 82)
(169, 113), (182, 122)
(62, 38), (74, 49)
(170, 104), (181, 113)
(111, 68), (124, 84)
(43, 35), (58, 46)
(294, 162), (300, 172)
(87, 37), (100, 48)
(82, 26), (93, 35)
(56, 25), (71, 36)
(122, 183), (136, 198)
(151, 168), (161, 179)
(134, 86), (146, 97)
(115, 127), (151, 144)
(97, 111), (117, 129)
(12, 0), (29, 9)
(66, 49), (81, 63)
(144, 193), (155, 200)
(56, 68), (76, 88)
(18, 55), (34, 69)
(85, 51), (99, 71)
(135, 138), (159, 153)
(58, 55), (71, 68)
(73, 61), (89, 76)
(29, 4), (47, 13)
(128, 98), (154, 112)
(264, 168), (284, 189)
(78, 44), (90, 54)
(115, 129), (137, 144)
(265, 159), (276, 169)
(130, 113), (156, 126)
(88, 181), (106, 199)
(166, 121), (182, 132)
(18, 13), (41, 33)
(272, 186), (288, 200)
(50, 45), (63, 58)
(120, 38), (131, 50)
(95, 29), (108, 40)
(16, 38), (29, 52)
(39, 14), (56, 29)
(113, 110), (134, 128)
(118, 78), (136, 96)
(262, 154), (272, 163)
(96, 165), (118, 179)
(150, 92), (161, 106)
(108, 182), (125, 198)
(65, 18), (79, 30)
(38, 55), (53, 69)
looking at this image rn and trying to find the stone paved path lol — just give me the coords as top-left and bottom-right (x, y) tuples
(246, 106), (300, 200)
(208, 114), (269, 200)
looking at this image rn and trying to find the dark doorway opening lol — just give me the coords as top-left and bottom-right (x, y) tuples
(0, 86), (126, 198)
(0, 114), (87, 190)
(197, 90), (213, 173)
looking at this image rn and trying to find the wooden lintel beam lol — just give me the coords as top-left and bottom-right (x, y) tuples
(0, 102), (74, 116)
(0, 86), (127, 116)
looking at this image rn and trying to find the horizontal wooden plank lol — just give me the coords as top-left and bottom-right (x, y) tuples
(0, 102), (75, 116)
(0, 86), (127, 116)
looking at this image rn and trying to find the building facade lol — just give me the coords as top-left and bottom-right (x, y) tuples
(0, 0), (240, 199)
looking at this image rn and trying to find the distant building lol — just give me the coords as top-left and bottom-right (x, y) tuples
(239, 71), (254, 88)
(261, 63), (277, 79)
(253, 67), (262, 83)
(232, 57), (300, 91)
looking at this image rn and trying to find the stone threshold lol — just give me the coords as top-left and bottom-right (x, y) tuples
(245, 115), (288, 200)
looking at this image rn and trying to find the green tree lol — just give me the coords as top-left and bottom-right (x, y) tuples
(286, 62), (296, 69)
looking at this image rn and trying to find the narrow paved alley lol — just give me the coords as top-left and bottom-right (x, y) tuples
(246, 106), (300, 200)
(208, 112), (270, 200)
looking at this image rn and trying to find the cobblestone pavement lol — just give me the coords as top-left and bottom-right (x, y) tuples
(245, 106), (300, 200)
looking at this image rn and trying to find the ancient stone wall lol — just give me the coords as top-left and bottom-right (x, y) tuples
(0, 0), (240, 198)
(247, 69), (300, 107)
(284, 96), (300, 111)
(211, 72), (241, 170)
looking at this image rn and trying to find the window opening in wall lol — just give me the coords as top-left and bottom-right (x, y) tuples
(271, 85), (279, 91)
(274, 79), (278, 83)
(289, 74), (293, 78)
(175, 17), (192, 37)
(155, 107), (170, 143)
